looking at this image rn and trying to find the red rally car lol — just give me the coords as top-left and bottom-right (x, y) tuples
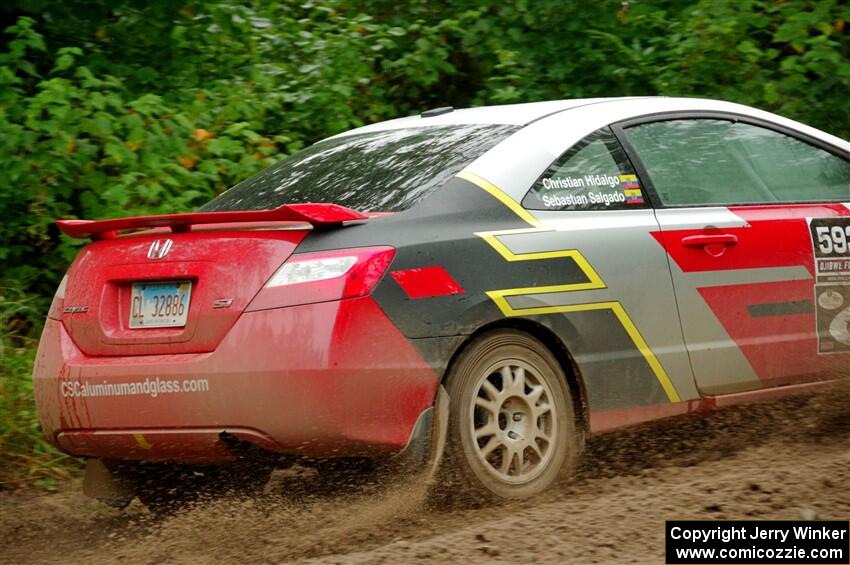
(33, 97), (850, 508)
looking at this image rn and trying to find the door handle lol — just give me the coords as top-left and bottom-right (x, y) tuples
(681, 234), (739, 247)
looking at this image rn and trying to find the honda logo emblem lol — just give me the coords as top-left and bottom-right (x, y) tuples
(147, 239), (173, 260)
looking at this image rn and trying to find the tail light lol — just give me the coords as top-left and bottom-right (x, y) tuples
(246, 246), (395, 311)
(47, 275), (68, 320)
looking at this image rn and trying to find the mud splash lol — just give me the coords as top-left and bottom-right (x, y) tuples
(2, 381), (848, 564)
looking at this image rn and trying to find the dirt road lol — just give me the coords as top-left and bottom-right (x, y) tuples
(2, 383), (848, 564)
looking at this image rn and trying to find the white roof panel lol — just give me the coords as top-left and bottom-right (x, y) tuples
(330, 97), (647, 138)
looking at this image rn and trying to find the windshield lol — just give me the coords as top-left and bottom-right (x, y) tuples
(199, 124), (518, 213)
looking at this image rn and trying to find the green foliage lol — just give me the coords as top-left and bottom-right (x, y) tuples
(0, 0), (847, 488)
(635, 0), (850, 135)
(0, 287), (81, 488)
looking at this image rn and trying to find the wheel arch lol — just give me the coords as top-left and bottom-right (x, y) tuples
(440, 318), (589, 434)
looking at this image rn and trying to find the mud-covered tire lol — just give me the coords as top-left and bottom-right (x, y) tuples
(437, 329), (582, 502)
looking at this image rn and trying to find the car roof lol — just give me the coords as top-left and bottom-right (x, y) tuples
(329, 96), (849, 205)
(331, 97), (650, 136)
(335, 97), (848, 149)
(410, 96), (849, 204)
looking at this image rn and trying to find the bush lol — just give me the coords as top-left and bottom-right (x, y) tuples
(0, 286), (80, 488)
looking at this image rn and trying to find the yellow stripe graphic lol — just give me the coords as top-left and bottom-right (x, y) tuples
(133, 433), (153, 450)
(457, 171), (542, 227)
(458, 170), (680, 402)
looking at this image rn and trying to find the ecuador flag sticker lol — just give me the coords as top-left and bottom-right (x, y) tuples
(619, 174), (645, 204)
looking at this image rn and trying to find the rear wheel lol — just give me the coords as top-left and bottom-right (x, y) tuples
(437, 329), (582, 502)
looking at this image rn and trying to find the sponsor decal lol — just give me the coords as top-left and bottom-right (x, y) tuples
(618, 173), (641, 189)
(619, 174), (645, 204)
(623, 189), (644, 204)
(61, 376), (210, 398)
(541, 173), (622, 190)
(808, 217), (850, 354)
(541, 191), (624, 208)
(539, 172), (645, 208)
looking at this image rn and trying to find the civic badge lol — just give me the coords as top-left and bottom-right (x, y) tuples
(147, 239), (173, 260)
(63, 306), (89, 314)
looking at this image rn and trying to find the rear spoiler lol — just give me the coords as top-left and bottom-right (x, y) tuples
(56, 203), (368, 240)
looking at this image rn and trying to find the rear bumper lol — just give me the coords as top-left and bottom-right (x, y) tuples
(33, 297), (440, 463)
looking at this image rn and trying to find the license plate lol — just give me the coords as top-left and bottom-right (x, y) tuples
(129, 281), (192, 328)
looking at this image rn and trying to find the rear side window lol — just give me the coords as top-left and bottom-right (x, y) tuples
(200, 124), (518, 213)
(623, 119), (850, 206)
(522, 128), (647, 211)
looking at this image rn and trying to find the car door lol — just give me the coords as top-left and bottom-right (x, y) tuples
(615, 115), (850, 395)
(517, 126), (696, 413)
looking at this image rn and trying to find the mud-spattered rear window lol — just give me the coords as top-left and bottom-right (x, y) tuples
(200, 124), (518, 213)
